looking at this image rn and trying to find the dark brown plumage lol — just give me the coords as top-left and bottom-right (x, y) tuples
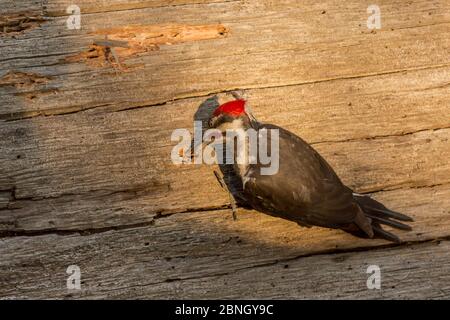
(208, 98), (413, 242)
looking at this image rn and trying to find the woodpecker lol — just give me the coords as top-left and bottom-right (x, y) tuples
(208, 98), (413, 243)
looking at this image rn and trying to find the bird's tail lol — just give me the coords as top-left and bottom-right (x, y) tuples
(352, 193), (414, 243)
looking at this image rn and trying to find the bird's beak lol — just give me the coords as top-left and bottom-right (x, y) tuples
(190, 140), (213, 160)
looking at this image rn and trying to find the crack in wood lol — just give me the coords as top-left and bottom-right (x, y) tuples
(0, 102), (115, 122)
(160, 237), (450, 286)
(310, 126), (450, 146)
(1, 181), (448, 239)
(0, 221), (155, 238)
(52, 236), (450, 292)
(9, 182), (170, 202)
(364, 181), (450, 196)
(0, 203), (233, 238)
(43, 0), (241, 17)
(3, 63), (448, 122)
(142, 238), (450, 289)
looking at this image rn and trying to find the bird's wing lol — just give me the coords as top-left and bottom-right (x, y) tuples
(242, 124), (361, 229)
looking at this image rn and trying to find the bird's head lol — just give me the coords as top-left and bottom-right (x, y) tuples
(208, 99), (254, 131)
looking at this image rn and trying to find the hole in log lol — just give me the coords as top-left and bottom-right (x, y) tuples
(0, 71), (51, 90)
(65, 24), (229, 69)
(0, 12), (46, 36)
(0, 71), (57, 103)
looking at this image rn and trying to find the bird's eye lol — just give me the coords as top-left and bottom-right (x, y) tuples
(208, 119), (214, 128)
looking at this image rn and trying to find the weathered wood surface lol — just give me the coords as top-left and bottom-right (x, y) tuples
(1, 209), (450, 299)
(1, 0), (449, 118)
(0, 0), (449, 299)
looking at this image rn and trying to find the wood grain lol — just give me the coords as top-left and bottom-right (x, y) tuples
(0, 0), (449, 117)
(1, 0), (449, 299)
(0, 199), (449, 299)
(1, 106), (449, 231)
